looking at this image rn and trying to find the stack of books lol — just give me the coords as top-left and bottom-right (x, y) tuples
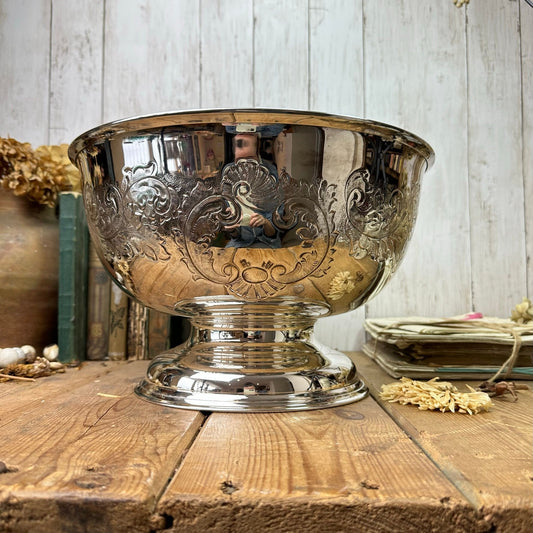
(57, 192), (175, 363)
(362, 316), (533, 380)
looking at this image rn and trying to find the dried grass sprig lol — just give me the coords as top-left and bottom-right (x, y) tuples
(380, 377), (493, 415)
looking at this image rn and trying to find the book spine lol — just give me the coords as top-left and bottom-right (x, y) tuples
(147, 309), (171, 358)
(86, 241), (110, 360)
(107, 284), (129, 360)
(57, 192), (89, 363)
(127, 300), (148, 360)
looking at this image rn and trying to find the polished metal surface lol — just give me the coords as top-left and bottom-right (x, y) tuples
(69, 109), (434, 412)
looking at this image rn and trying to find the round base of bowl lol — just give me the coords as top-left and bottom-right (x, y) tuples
(134, 343), (367, 412)
(134, 298), (368, 412)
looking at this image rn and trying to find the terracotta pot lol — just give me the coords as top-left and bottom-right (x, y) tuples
(0, 189), (59, 353)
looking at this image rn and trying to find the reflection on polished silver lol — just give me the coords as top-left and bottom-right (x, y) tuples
(69, 109), (434, 412)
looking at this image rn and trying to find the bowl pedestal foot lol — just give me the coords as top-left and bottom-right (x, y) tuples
(134, 299), (368, 412)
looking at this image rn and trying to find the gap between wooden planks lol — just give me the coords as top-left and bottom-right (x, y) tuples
(350, 351), (533, 533)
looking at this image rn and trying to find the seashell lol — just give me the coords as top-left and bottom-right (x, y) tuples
(21, 345), (37, 363)
(43, 344), (59, 362)
(0, 347), (26, 368)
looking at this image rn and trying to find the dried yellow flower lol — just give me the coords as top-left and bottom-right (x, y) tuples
(327, 271), (356, 301)
(35, 144), (81, 193)
(380, 377), (492, 415)
(0, 137), (81, 207)
(510, 297), (533, 325)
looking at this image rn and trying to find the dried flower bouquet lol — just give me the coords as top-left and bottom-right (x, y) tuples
(0, 137), (80, 207)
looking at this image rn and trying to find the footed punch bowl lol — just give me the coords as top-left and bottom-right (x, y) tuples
(69, 109), (434, 412)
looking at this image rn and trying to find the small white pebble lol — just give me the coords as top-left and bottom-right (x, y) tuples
(43, 344), (59, 362)
(0, 347), (26, 368)
(21, 345), (37, 363)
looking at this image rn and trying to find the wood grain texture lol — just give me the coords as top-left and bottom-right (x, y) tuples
(199, 0), (254, 108)
(103, 0), (200, 121)
(0, 360), (113, 405)
(521, 0), (533, 299)
(364, 0), (472, 319)
(155, 398), (486, 532)
(309, 0), (363, 116)
(352, 352), (533, 533)
(466, 0), (527, 316)
(253, 0), (309, 108)
(0, 361), (204, 533)
(0, 0), (529, 351)
(0, 0), (51, 146)
(1, 358), (531, 532)
(49, 0), (104, 144)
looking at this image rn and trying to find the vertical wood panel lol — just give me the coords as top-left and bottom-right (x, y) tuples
(103, 0), (200, 121)
(467, 0), (527, 315)
(521, 0), (533, 299)
(364, 0), (472, 319)
(253, 0), (308, 109)
(200, 0), (254, 108)
(49, 0), (104, 144)
(0, 0), (528, 351)
(309, 0), (363, 115)
(0, 0), (51, 146)
(308, 0), (365, 350)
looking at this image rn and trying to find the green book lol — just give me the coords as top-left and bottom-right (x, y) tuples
(57, 192), (89, 363)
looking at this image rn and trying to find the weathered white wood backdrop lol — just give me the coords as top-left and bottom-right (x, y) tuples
(1, 0), (531, 350)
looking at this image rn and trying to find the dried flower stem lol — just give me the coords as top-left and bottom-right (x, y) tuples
(0, 372), (36, 382)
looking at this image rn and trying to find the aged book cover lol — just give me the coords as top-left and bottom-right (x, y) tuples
(127, 300), (148, 360)
(86, 241), (110, 360)
(57, 192), (89, 363)
(363, 316), (533, 379)
(362, 340), (533, 380)
(108, 284), (129, 360)
(147, 309), (171, 358)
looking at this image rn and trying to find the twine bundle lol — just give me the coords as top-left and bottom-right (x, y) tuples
(375, 317), (526, 383)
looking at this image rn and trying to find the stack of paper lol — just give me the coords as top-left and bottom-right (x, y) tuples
(362, 316), (533, 379)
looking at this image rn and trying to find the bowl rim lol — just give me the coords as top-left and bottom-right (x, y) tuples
(68, 107), (435, 169)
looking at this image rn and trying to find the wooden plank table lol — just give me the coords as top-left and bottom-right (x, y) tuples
(0, 354), (531, 533)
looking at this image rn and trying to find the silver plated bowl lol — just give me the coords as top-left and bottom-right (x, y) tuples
(69, 109), (434, 412)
